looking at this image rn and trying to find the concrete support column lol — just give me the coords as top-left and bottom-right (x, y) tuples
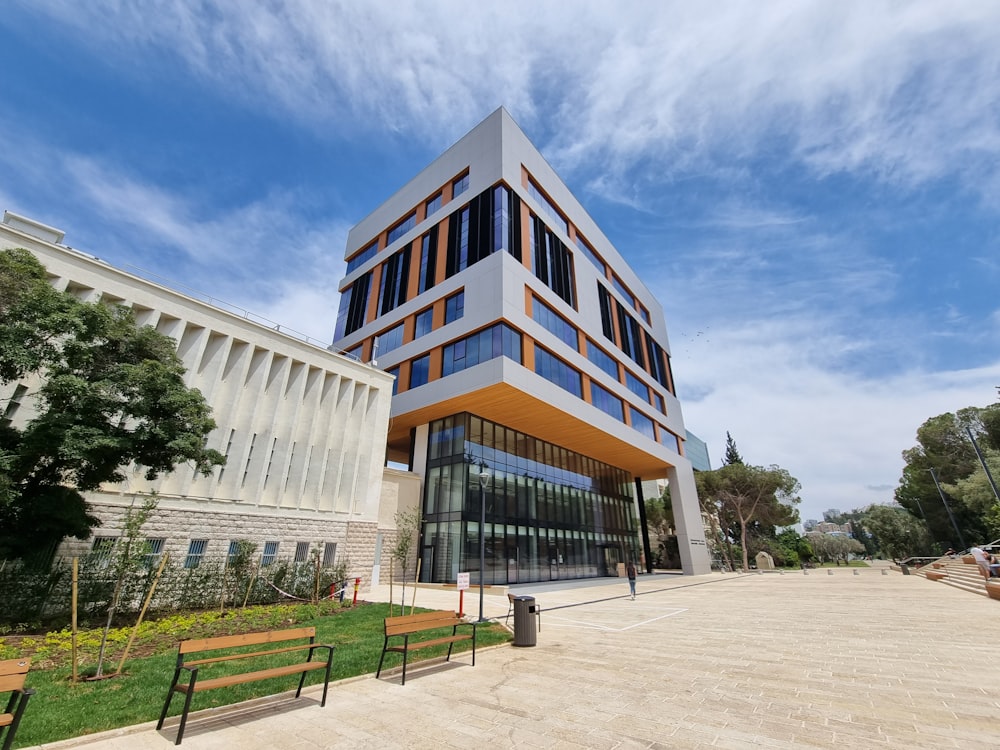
(668, 460), (712, 575)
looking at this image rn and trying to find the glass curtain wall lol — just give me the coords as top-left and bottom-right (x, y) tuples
(420, 413), (640, 584)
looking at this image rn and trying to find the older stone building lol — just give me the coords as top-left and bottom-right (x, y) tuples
(1, 210), (418, 588)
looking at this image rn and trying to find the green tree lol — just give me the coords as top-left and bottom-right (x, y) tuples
(894, 405), (1000, 548)
(943, 448), (1000, 541)
(0, 248), (225, 563)
(391, 507), (421, 612)
(695, 463), (801, 571)
(857, 504), (930, 560)
(644, 488), (675, 566)
(723, 431), (744, 465)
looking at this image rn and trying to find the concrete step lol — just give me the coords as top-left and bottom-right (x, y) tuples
(916, 557), (990, 597)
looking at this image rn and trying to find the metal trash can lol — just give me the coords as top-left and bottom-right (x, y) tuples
(512, 595), (538, 647)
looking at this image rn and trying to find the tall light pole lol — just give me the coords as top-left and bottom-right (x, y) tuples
(477, 467), (491, 623)
(966, 426), (1000, 504)
(928, 468), (966, 550)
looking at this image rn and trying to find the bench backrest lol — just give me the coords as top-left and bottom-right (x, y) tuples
(0, 658), (30, 693)
(384, 611), (463, 637)
(178, 627), (316, 655)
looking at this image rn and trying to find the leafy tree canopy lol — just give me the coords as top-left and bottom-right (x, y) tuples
(696, 462), (800, 571)
(856, 504), (931, 560)
(894, 404), (1000, 549)
(0, 248), (225, 562)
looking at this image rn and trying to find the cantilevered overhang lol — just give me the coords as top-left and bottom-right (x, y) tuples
(385, 358), (679, 478)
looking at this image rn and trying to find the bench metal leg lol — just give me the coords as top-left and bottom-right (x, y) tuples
(376, 638), (389, 679)
(319, 648), (335, 706)
(401, 636), (409, 686)
(1, 689), (33, 750)
(174, 670), (198, 745)
(157, 668), (182, 731)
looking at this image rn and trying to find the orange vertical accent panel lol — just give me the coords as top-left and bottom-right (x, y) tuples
(405, 242), (420, 301)
(431, 298), (445, 329)
(581, 373), (593, 405)
(522, 338), (535, 371)
(519, 201), (532, 270)
(402, 314), (413, 345)
(434, 216), (449, 286)
(397, 360), (412, 394)
(366, 263), (384, 324)
(523, 286), (533, 316)
(428, 347), (443, 383)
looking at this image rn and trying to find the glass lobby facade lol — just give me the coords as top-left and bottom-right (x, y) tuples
(419, 413), (640, 585)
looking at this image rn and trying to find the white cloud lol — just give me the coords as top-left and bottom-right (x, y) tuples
(14, 1), (1000, 196)
(0, 123), (349, 343)
(674, 317), (1000, 521)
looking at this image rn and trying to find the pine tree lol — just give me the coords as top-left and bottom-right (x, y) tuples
(723, 432), (744, 465)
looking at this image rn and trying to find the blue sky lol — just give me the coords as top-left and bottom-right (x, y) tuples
(3, 1), (999, 524)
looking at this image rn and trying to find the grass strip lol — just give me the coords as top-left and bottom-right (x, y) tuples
(11, 602), (511, 748)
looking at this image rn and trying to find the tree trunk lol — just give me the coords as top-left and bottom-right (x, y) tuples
(740, 517), (750, 571)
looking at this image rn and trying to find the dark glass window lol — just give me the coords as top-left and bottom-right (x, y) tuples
(624, 369), (648, 402)
(444, 185), (521, 277)
(532, 297), (577, 350)
(442, 324), (522, 377)
(644, 332), (672, 390)
(346, 240), (378, 274)
(387, 212), (416, 246)
(612, 275), (634, 307)
(184, 539), (208, 569)
(629, 406), (656, 441)
(575, 235), (605, 273)
(376, 245), (411, 316)
(597, 284), (615, 343)
(616, 301), (645, 369)
(590, 381), (624, 421)
(425, 192), (442, 217)
(421, 413), (640, 584)
(654, 392), (666, 414)
(386, 366), (400, 395)
(418, 228), (438, 294)
(530, 214), (576, 307)
(334, 271), (372, 339)
(377, 322), (405, 356)
(261, 541), (279, 566)
(533, 347), (582, 397)
(414, 308), (434, 338)
(527, 178), (568, 234)
(410, 354), (431, 388)
(445, 291), (465, 324)
(586, 340), (618, 379)
(452, 173), (469, 198)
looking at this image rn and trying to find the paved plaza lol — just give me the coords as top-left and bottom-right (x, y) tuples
(33, 565), (1000, 749)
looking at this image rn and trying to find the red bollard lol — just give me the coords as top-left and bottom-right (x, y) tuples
(352, 577), (360, 606)
(459, 589), (464, 617)
(329, 583), (336, 599)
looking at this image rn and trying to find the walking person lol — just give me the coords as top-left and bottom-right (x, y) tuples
(626, 560), (637, 600)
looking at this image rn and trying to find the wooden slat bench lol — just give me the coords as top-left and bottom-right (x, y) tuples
(376, 610), (477, 686)
(157, 626), (334, 745)
(0, 658), (34, 750)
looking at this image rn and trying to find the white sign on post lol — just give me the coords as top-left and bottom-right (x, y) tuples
(456, 572), (470, 591)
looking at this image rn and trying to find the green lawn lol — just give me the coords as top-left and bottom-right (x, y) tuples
(10, 603), (511, 748)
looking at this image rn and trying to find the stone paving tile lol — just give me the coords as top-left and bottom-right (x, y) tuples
(27, 568), (1000, 749)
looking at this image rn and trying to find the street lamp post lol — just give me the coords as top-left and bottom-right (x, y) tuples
(477, 467), (491, 623)
(928, 468), (966, 550)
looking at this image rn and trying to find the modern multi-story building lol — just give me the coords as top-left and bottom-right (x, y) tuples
(332, 108), (711, 584)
